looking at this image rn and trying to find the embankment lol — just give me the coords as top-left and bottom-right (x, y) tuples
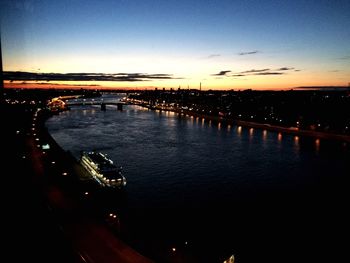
(29, 108), (153, 263)
(139, 104), (350, 143)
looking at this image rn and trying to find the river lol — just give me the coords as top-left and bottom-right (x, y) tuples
(46, 93), (349, 263)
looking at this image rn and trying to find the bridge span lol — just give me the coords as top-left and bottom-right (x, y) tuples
(67, 101), (129, 106)
(67, 101), (130, 110)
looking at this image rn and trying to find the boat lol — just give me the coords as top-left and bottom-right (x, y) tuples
(80, 151), (126, 188)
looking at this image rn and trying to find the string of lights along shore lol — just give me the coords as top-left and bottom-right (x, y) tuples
(1, 0), (349, 90)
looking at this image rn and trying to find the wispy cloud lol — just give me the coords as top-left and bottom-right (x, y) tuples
(295, 86), (350, 90)
(254, 72), (284, 75)
(231, 74), (246, 77)
(212, 66), (299, 78)
(206, 54), (221, 59)
(277, 67), (294, 71)
(238, 50), (259, 56)
(241, 68), (270, 74)
(3, 71), (179, 82)
(36, 82), (101, 87)
(211, 70), (231, 76)
(336, 55), (350, 60)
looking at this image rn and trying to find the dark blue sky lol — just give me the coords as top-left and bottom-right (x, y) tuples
(1, 0), (349, 89)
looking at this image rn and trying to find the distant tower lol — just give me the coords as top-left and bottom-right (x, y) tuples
(200, 82), (202, 91)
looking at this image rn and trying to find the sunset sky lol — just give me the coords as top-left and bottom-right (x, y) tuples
(1, 0), (349, 90)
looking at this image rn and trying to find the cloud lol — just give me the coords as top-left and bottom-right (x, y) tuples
(230, 67), (297, 77)
(36, 82), (101, 87)
(295, 86), (350, 90)
(211, 70), (231, 76)
(336, 56), (350, 60)
(238, 50), (259, 56)
(209, 66), (299, 78)
(3, 71), (179, 82)
(254, 72), (284, 75)
(241, 68), (270, 74)
(231, 74), (246, 77)
(276, 67), (294, 71)
(206, 54), (221, 59)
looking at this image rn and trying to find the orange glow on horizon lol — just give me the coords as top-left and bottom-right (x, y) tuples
(1, 81), (301, 91)
(4, 81), (154, 90)
(3, 75), (348, 91)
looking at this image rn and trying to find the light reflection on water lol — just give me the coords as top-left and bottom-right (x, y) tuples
(47, 95), (349, 263)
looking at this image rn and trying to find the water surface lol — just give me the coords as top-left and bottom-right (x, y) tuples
(46, 94), (349, 263)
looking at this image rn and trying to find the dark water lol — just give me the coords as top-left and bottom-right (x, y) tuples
(47, 94), (349, 263)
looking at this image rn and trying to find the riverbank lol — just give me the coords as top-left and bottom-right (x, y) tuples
(45, 100), (350, 263)
(27, 107), (154, 263)
(2, 103), (80, 263)
(134, 103), (350, 143)
(235, 120), (350, 143)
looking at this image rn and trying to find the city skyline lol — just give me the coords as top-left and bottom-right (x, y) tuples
(1, 0), (350, 90)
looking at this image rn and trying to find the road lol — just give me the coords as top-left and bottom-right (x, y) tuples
(27, 108), (153, 263)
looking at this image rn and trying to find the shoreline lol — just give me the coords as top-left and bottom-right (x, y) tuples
(31, 108), (153, 263)
(37, 102), (349, 262)
(132, 103), (350, 143)
(234, 120), (350, 143)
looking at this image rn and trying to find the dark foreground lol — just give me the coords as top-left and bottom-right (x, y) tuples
(3, 103), (78, 262)
(3, 98), (349, 263)
(2, 102), (152, 263)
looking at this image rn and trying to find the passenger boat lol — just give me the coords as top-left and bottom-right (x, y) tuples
(80, 151), (126, 188)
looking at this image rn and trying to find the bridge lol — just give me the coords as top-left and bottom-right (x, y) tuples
(48, 95), (132, 111)
(67, 101), (130, 110)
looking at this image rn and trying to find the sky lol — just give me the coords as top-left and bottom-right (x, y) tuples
(1, 0), (349, 90)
